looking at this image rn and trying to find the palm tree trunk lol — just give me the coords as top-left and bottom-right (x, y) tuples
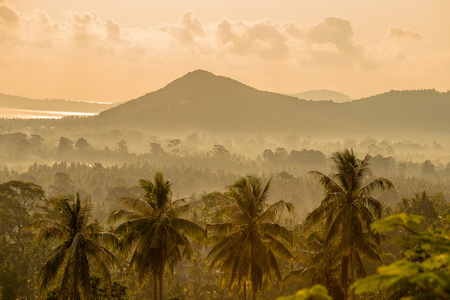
(159, 271), (163, 300)
(252, 286), (257, 300)
(349, 250), (355, 300)
(154, 273), (158, 300)
(341, 255), (349, 299)
(243, 282), (246, 300)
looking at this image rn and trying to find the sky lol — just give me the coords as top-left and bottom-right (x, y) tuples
(1, 0), (450, 102)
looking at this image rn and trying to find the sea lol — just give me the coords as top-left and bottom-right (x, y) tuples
(0, 107), (97, 119)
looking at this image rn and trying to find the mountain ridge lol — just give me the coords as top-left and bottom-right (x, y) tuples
(90, 70), (449, 138)
(2, 70), (448, 139)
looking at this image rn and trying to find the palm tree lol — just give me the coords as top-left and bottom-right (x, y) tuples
(109, 172), (205, 300)
(207, 176), (293, 300)
(303, 149), (393, 299)
(30, 193), (118, 299)
(286, 229), (344, 299)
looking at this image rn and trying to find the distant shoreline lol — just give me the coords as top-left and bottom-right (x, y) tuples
(0, 107), (98, 119)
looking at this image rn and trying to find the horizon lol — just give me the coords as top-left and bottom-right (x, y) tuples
(1, 68), (449, 105)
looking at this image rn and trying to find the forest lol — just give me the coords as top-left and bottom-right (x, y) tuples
(0, 128), (449, 300)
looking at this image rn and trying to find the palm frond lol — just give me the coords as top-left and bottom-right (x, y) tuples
(323, 207), (348, 247)
(76, 246), (92, 300)
(358, 178), (394, 198)
(267, 250), (282, 282)
(256, 200), (292, 224)
(170, 217), (205, 238)
(89, 231), (124, 253)
(261, 223), (293, 245)
(108, 209), (142, 224)
(167, 202), (192, 217)
(309, 171), (343, 194)
(207, 232), (242, 263)
(361, 196), (383, 219)
(206, 223), (235, 238)
(60, 253), (76, 299)
(303, 200), (335, 230)
(263, 233), (293, 260)
(120, 197), (154, 215)
(37, 241), (70, 297)
(354, 236), (381, 263)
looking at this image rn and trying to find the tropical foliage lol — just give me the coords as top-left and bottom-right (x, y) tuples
(351, 213), (450, 299)
(1, 142), (449, 300)
(30, 193), (119, 299)
(303, 149), (393, 299)
(109, 172), (205, 300)
(276, 284), (332, 300)
(207, 175), (293, 299)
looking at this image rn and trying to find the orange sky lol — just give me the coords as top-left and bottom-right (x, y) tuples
(1, 0), (449, 102)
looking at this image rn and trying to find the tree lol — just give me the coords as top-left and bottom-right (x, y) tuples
(0, 181), (46, 299)
(75, 138), (91, 152)
(210, 144), (230, 157)
(109, 172), (204, 300)
(45, 276), (128, 300)
(288, 229), (344, 300)
(275, 147), (288, 161)
(262, 149), (275, 162)
(351, 213), (450, 299)
(303, 149), (393, 299)
(0, 180), (45, 243)
(30, 193), (118, 299)
(207, 176), (293, 300)
(395, 191), (439, 230)
(49, 172), (75, 196)
(57, 137), (73, 154)
(150, 143), (165, 156)
(117, 140), (128, 154)
(421, 160), (436, 177)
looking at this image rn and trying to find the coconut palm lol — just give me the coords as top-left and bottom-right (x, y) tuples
(207, 175), (293, 300)
(304, 149), (393, 299)
(286, 229), (344, 299)
(30, 193), (118, 300)
(109, 172), (205, 300)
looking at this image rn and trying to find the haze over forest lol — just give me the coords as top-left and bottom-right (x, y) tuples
(1, 1), (450, 300)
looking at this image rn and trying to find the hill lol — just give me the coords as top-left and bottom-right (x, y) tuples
(3, 71), (448, 139)
(293, 90), (352, 102)
(93, 70), (335, 134)
(92, 70), (449, 138)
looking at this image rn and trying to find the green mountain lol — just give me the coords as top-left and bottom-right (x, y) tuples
(94, 69), (329, 134)
(92, 70), (449, 138)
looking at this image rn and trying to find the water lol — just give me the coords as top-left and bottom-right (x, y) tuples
(0, 107), (97, 119)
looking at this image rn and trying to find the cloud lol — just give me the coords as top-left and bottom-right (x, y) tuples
(217, 19), (289, 61)
(286, 17), (364, 66)
(0, 2), (20, 44)
(386, 27), (422, 41)
(105, 19), (121, 41)
(306, 17), (356, 52)
(0, 2), (447, 102)
(0, 1), (18, 25)
(160, 11), (205, 44)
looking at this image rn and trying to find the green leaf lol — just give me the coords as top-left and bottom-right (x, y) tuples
(276, 284), (332, 300)
(370, 213), (423, 234)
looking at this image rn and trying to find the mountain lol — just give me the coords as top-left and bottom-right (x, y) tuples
(0, 93), (116, 113)
(93, 70), (332, 134)
(293, 90), (352, 103)
(92, 70), (450, 138)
